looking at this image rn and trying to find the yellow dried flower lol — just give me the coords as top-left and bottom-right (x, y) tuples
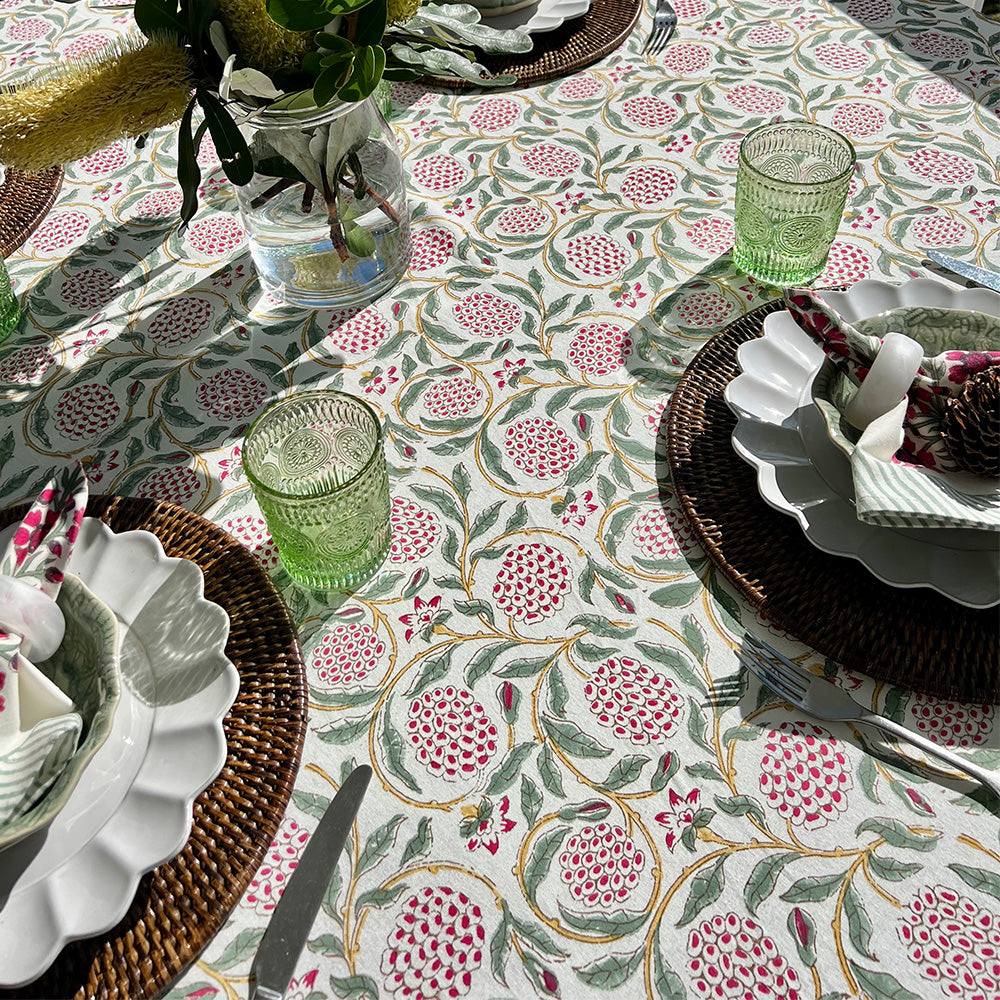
(0, 35), (192, 173)
(218, 0), (316, 75)
(387, 0), (422, 24)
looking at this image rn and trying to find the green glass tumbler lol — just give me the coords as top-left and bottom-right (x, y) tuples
(243, 390), (391, 591)
(0, 256), (21, 342)
(733, 120), (856, 286)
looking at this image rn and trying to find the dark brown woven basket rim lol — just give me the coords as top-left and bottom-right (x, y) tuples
(0, 167), (63, 259)
(0, 495), (308, 1000)
(666, 298), (998, 704)
(426, 0), (642, 88)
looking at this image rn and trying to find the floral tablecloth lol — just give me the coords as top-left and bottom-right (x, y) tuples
(2, 1), (1000, 998)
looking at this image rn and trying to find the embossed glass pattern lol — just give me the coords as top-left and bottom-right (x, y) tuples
(243, 391), (391, 591)
(734, 121), (855, 286)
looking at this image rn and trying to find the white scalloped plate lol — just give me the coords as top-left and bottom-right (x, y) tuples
(0, 518), (239, 987)
(484, 0), (592, 34)
(723, 279), (1000, 608)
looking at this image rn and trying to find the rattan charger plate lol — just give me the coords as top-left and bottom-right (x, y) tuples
(426, 0), (642, 88)
(0, 495), (308, 1000)
(0, 167), (63, 258)
(667, 299), (998, 704)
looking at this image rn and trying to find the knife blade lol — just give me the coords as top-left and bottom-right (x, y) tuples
(249, 764), (372, 1000)
(925, 250), (1000, 293)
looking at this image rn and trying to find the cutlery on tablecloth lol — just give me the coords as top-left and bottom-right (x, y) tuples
(924, 250), (1000, 293)
(643, 0), (677, 55)
(738, 634), (1000, 798)
(249, 764), (373, 1000)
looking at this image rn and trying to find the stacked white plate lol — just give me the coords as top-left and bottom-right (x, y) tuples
(724, 278), (1000, 609)
(476, 0), (594, 34)
(0, 518), (239, 988)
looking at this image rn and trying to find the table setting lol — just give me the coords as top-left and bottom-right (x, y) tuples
(0, 0), (998, 998)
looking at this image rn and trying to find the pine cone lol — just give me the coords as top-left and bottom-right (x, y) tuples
(941, 366), (1000, 478)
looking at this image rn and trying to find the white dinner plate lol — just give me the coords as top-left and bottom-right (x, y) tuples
(0, 518), (239, 987)
(483, 0), (593, 34)
(723, 289), (1000, 609)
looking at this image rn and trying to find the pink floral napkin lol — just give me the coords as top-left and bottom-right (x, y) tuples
(0, 465), (87, 827)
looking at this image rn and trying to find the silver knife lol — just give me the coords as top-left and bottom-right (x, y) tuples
(925, 250), (1000, 293)
(249, 764), (372, 1000)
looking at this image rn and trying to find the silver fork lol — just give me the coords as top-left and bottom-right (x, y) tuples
(739, 633), (1000, 799)
(643, 0), (678, 56)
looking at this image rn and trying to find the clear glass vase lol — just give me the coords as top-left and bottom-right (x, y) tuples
(236, 94), (411, 310)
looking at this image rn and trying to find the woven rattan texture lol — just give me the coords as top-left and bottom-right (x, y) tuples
(666, 299), (998, 704)
(427, 0), (642, 88)
(0, 167), (63, 258)
(0, 496), (308, 1000)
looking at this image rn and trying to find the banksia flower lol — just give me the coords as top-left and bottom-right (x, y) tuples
(0, 35), (193, 173)
(218, 0), (316, 75)
(387, 0), (422, 23)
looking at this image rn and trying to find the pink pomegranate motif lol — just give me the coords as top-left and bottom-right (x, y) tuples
(147, 295), (214, 347)
(410, 227), (455, 271)
(390, 497), (441, 562)
(496, 204), (550, 236)
(662, 43), (712, 73)
(7, 17), (49, 41)
(422, 376), (482, 418)
(914, 79), (965, 106)
(64, 32), (111, 59)
(32, 211), (91, 252)
(687, 217), (735, 254)
(556, 74), (604, 100)
(521, 144), (581, 178)
(186, 216), (244, 255)
(243, 817), (309, 916)
(311, 623), (385, 687)
(621, 96), (678, 129)
(632, 505), (695, 558)
(644, 400), (669, 446)
(585, 656), (685, 744)
(687, 914), (802, 1000)
(759, 721), (853, 830)
(195, 368), (267, 420)
(381, 887), (485, 1000)
(621, 165), (677, 207)
(411, 154), (467, 193)
(137, 465), (204, 504)
(225, 514), (280, 570)
(453, 292), (522, 337)
(908, 32), (970, 60)
(325, 305), (390, 355)
(77, 141), (127, 175)
(558, 822), (645, 909)
(906, 148), (976, 184)
(54, 383), (119, 439)
(405, 686), (499, 780)
(912, 214), (968, 247)
(676, 289), (737, 328)
(818, 241), (873, 286)
(568, 321), (632, 376)
(846, 0), (892, 19)
(60, 268), (117, 312)
(469, 96), (519, 131)
(673, 0), (707, 14)
(726, 84), (786, 114)
(0, 345), (54, 384)
(813, 41), (869, 72)
(746, 22), (792, 45)
(493, 540), (571, 623)
(898, 885), (1000, 1000)
(718, 139), (742, 167)
(909, 694), (994, 747)
(831, 102), (886, 138)
(503, 417), (579, 479)
(564, 233), (631, 277)
(133, 188), (184, 218)
(389, 81), (435, 108)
